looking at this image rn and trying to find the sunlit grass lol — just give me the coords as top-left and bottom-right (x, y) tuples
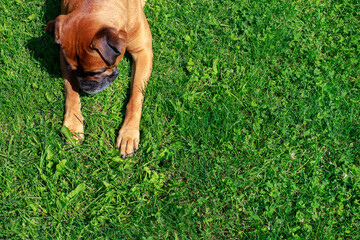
(0, 0), (359, 238)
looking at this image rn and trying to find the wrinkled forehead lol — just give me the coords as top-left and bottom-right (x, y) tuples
(77, 50), (108, 72)
(61, 44), (108, 73)
(60, 30), (107, 72)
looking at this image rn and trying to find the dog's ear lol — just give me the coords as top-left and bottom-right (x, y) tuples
(46, 15), (66, 45)
(90, 28), (125, 66)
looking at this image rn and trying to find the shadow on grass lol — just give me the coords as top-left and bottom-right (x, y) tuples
(26, 0), (61, 77)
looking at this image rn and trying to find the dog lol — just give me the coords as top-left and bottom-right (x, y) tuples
(46, 0), (153, 158)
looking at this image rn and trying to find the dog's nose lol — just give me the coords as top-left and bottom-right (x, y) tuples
(79, 79), (98, 91)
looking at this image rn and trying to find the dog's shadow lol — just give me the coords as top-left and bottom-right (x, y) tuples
(27, 0), (61, 77)
(27, 0), (133, 143)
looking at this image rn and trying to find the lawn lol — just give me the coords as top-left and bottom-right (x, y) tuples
(1, 0), (360, 238)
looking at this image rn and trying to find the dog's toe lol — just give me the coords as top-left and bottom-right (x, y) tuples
(116, 128), (139, 158)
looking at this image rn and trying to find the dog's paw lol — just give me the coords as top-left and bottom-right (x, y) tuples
(61, 125), (84, 146)
(116, 127), (140, 158)
(62, 114), (84, 145)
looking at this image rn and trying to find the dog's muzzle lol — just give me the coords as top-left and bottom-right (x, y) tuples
(77, 69), (119, 94)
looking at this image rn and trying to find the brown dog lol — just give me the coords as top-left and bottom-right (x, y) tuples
(46, 0), (153, 158)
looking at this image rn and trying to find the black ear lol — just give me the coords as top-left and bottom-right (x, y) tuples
(90, 28), (125, 66)
(46, 15), (66, 45)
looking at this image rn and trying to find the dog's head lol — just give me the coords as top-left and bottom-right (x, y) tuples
(46, 16), (126, 94)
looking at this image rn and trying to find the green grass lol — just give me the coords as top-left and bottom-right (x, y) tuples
(1, 0), (360, 238)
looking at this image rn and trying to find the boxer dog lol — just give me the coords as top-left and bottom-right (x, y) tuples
(46, 0), (153, 158)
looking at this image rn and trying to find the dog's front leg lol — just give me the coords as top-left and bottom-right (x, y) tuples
(60, 51), (84, 141)
(116, 48), (153, 158)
